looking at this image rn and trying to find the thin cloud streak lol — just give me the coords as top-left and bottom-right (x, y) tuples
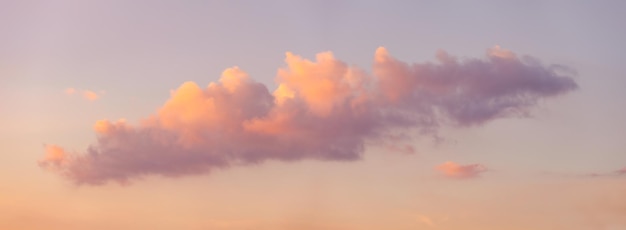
(41, 46), (577, 185)
(436, 161), (488, 179)
(583, 167), (626, 178)
(64, 88), (103, 101)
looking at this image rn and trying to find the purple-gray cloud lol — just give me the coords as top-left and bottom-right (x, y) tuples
(40, 46), (577, 185)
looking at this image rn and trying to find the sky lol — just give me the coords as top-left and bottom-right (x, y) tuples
(1, 0), (626, 229)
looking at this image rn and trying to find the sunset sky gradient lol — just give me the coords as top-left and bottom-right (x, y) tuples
(1, 1), (626, 229)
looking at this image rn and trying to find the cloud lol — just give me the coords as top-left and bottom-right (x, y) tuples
(38, 145), (68, 167)
(64, 88), (76, 95)
(82, 90), (100, 101)
(578, 167), (626, 178)
(41, 46), (577, 185)
(416, 214), (435, 227)
(436, 161), (488, 179)
(64, 88), (103, 101)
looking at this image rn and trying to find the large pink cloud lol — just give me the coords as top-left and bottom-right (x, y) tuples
(40, 46), (577, 185)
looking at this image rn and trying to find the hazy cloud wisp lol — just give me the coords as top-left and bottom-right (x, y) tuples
(436, 161), (488, 179)
(64, 88), (103, 101)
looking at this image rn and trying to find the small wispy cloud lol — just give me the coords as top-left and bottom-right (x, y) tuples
(64, 87), (103, 101)
(583, 167), (626, 178)
(436, 161), (488, 179)
(64, 88), (76, 95)
(82, 90), (100, 101)
(413, 213), (452, 228)
(416, 214), (435, 227)
(38, 145), (67, 167)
